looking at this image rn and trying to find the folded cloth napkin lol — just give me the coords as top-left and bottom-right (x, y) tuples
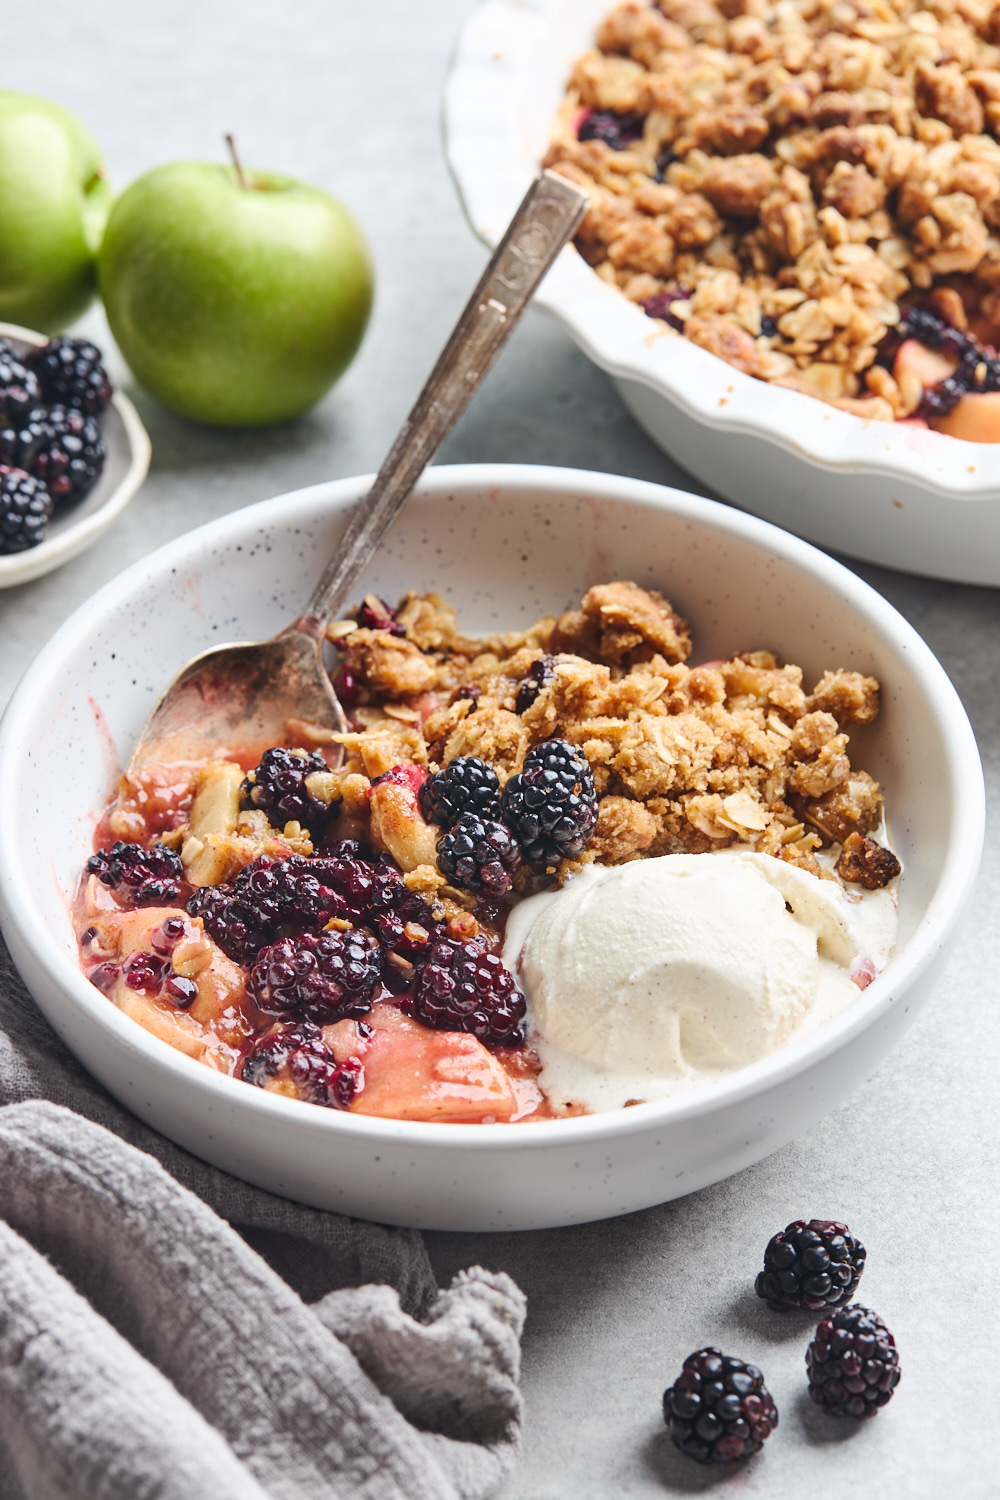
(0, 936), (525, 1500)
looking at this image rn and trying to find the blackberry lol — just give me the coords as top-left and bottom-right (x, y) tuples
(642, 287), (694, 333)
(578, 108), (645, 151)
(501, 739), (598, 865)
(332, 662), (359, 708)
(29, 405), (105, 502)
(241, 1022), (364, 1109)
(1, 406), (106, 504)
(755, 1219), (866, 1311)
(187, 854), (347, 964)
(514, 656), (557, 714)
(240, 746), (331, 835)
(901, 306), (971, 361)
(0, 465), (52, 553)
(248, 928), (383, 1024)
(436, 813), (521, 895)
(0, 341), (42, 421)
(87, 840), (184, 906)
(806, 1304), (900, 1419)
(419, 756), (502, 828)
(123, 952), (169, 994)
(27, 336), (112, 415)
(356, 593), (406, 636)
(663, 1348), (778, 1464)
(411, 938), (526, 1045)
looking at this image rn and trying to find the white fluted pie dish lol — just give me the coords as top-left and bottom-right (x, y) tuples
(445, 0), (1000, 586)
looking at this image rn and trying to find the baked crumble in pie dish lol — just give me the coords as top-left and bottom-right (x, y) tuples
(544, 0), (1000, 441)
(75, 577), (901, 1125)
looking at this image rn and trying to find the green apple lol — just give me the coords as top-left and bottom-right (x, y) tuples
(0, 91), (111, 332)
(98, 161), (374, 426)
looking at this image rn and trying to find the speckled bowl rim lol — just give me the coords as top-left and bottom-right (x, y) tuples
(0, 321), (151, 589)
(0, 465), (985, 1150)
(444, 0), (1000, 499)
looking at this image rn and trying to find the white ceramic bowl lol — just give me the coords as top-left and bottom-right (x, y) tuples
(0, 322), (150, 589)
(445, 0), (1000, 587)
(0, 466), (984, 1230)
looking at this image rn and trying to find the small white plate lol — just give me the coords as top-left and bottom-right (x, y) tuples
(0, 321), (151, 589)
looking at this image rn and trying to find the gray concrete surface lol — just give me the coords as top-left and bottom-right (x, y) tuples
(3, 3), (998, 1495)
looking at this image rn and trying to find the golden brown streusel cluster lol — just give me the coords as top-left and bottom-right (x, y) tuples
(319, 582), (887, 891)
(543, 0), (1000, 418)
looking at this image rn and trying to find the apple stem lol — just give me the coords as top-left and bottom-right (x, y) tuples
(225, 133), (249, 189)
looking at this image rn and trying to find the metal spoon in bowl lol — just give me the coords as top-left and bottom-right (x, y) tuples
(126, 171), (587, 774)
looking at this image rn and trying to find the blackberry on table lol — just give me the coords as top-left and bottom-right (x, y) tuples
(411, 938), (526, 1046)
(501, 738), (598, 864)
(806, 1304), (900, 1419)
(248, 928), (383, 1024)
(436, 813), (521, 895)
(578, 108), (645, 151)
(0, 465), (52, 553)
(27, 336), (112, 415)
(755, 1219), (866, 1312)
(663, 1348), (778, 1464)
(242, 1022), (364, 1109)
(240, 746), (331, 835)
(187, 854), (348, 965)
(514, 656), (558, 714)
(419, 756), (502, 828)
(86, 840), (184, 906)
(0, 341), (42, 421)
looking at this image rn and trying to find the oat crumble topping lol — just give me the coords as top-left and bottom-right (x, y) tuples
(542, 0), (1000, 422)
(322, 580), (889, 889)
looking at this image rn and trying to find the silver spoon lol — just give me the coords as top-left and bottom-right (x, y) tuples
(126, 171), (587, 774)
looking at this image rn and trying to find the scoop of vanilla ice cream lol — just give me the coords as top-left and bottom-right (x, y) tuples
(504, 851), (894, 1111)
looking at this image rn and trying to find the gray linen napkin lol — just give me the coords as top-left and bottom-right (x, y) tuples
(0, 935), (525, 1500)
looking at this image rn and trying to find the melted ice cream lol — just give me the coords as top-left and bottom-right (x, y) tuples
(503, 850), (898, 1113)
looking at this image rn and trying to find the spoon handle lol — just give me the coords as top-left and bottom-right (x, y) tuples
(302, 170), (588, 624)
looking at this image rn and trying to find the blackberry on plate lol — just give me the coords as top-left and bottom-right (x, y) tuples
(86, 840), (184, 906)
(187, 854), (347, 965)
(29, 405), (105, 502)
(240, 746), (331, 835)
(755, 1219), (866, 1311)
(419, 756), (502, 828)
(436, 813), (521, 895)
(501, 738), (598, 865)
(248, 928), (383, 1024)
(242, 1022), (364, 1109)
(0, 465), (52, 553)
(514, 656), (558, 714)
(663, 1348), (778, 1464)
(806, 1304), (900, 1418)
(0, 341), (42, 421)
(411, 938), (526, 1046)
(27, 336), (112, 415)
(578, 108), (645, 151)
